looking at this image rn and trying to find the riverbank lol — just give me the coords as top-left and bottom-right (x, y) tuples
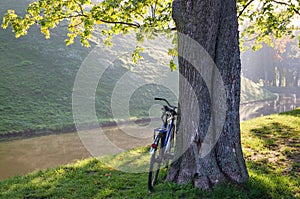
(0, 108), (299, 198)
(265, 86), (300, 95)
(3, 90), (299, 142)
(0, 118), (157, 142)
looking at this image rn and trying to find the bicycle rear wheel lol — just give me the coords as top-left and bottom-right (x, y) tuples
(148, 136), (165, 192)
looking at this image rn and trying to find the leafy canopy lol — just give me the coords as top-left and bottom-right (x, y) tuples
(237, 0), (300, 50)
(2, 0), (300, 63)
(2, 0), (173, 45)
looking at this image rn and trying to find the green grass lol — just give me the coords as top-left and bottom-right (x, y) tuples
(0, 108), (299, 198)
(241, 107), (300, 199)
(0, 0), (90, 134)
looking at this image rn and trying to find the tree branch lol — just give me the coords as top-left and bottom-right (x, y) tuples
(238, 0), (256, 18)
(75, 0), (85, 15)
(53, 13), (141, 28)
(244, 34), (259, 42)
(54, 13), (87, 20)
(98, 19), (141, 28)
(272, 0), (300, 16)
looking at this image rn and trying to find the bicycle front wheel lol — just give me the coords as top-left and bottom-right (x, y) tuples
(164, 126), (175, 168)
(148, 136), (164, 192)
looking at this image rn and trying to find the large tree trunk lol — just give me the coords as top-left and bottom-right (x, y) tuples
(167, 0), (249, 189)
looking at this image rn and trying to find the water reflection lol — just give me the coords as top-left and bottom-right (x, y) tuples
(0, 133), (90, 180)
(240, 93), (300, 121)
(0, 126), (152, 180)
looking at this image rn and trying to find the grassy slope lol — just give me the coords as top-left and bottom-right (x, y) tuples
(240, 76), (276, 104)
(0, 108), (299, 198)
(0, 0), (91, 134)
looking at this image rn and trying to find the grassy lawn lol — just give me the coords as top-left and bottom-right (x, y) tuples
(0, 108), (299, 198)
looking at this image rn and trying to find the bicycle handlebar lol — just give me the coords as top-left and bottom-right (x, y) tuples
(155, 97), (177, 127)
(154, 97), (177, 109)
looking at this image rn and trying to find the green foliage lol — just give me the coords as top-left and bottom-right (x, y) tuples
(237, 0), (300, 51)
(2, 0), (299, 70)
(0, 108), (299, 198)
(169, 59), (176, 71)
(1, 0), (175, 67)
(2, 1), (299, 48)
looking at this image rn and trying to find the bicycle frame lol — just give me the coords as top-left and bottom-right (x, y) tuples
(164, 117), (175, 149)
(149, 113), (175, 155)
(148, 97), (177, 192)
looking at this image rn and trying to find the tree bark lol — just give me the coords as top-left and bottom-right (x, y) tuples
(167, 0), (249, 189)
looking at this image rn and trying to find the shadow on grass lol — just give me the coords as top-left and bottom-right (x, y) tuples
(250, 121), (299, 174)
(245, 163), (299, 199)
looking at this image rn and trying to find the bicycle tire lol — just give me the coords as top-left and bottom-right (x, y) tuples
(148, 135), (165, 192)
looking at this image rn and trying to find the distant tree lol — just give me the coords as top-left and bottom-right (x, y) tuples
(2, 0), (299, 189)
(275, 35), (300, 87)
(242, 35), (300, 87)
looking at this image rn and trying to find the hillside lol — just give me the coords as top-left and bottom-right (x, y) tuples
(241, 76), (276, 104)
(0, 1), (91, 134)
(0, 1), (275, 135)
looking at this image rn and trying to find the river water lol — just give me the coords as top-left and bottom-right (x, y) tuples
(0, 93), (299, 180)
(240, 93), (300, 121)
(0, 126), (153, 180)
(0, 133), (90, 180)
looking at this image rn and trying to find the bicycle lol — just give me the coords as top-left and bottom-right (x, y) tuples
(148, 97), (177, 192)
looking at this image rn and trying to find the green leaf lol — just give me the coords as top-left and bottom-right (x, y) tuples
(169, 59), (177, 71)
